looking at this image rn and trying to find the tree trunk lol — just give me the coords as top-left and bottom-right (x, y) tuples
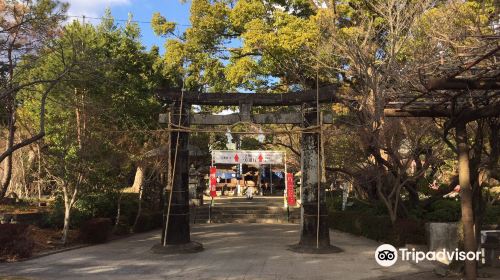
(113, 190), (124, 233)
(61, 203), (72, 244)
(37, 144), (42, 201)
(0, 154), (13, 198)
(61, 183), (78, 245)
(0, 50), (15, 198)
(456, 122), (477, 280)
(132, 182), (144, 231)
(405, 184), (419, 209)
(1, 113), (15, 198)
(132, 164), (145, 231)
(20, 154), (28, 198)
(131, 165), (145, 193)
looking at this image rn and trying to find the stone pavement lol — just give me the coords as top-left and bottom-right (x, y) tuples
(0, 224), (436, 280)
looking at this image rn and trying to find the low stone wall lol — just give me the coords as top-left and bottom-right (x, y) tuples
(425, 222), (459, 264)
(483, 230), (500, 267)
(0, 212), (45, 226)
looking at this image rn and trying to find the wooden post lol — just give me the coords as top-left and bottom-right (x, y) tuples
(270, 163), (273, 195)
(456, 121), (477, 280)
(284, 161), (287, 207)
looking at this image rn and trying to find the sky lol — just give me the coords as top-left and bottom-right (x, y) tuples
(64, 0), (254, 99)
(65, 0), (192, 52)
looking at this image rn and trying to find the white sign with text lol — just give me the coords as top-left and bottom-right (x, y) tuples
(212, 150), (284, 164)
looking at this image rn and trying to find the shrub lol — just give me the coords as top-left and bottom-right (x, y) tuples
(133, 212), (163, 233)
(484, 204), (500, 225)
(112, 215), (131, 235)
(42, 192), (139, 230)
(407, 207), (426, 221)
(133, 215), (150, 233)
(325, 193), (343, 211)
(328, 211), (425, 246)
(0, 224), (35, 260)
(120, 193), (140, 224)
(40, 194), (90, 229)
(393, 218), (426, 245)
(425, 199), (461, 222)
(79, 218), (112, 244)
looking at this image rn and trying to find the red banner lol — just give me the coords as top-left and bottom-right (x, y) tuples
(209, 167), (217, 197)
(286, 173), (296, 206)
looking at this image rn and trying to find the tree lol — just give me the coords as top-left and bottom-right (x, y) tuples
(17, 13), (162, 243)
(324, 1), (497, 279)
(310, 0), (447, 222)
(153, 0), (336, 94)
(0, 0), (69, 197)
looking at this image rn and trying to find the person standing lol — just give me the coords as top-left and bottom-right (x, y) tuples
(245, 181), (255, 200)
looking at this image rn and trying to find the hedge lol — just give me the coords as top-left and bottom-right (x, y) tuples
(79, 218), (112, 244)
(133, 212), (163, 233)
(0, 224), (35, 261)
(328, 211), (426, 246)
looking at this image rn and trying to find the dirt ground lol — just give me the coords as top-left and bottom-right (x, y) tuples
(0, 226), (80, 263)
(29, 226), (81, 255)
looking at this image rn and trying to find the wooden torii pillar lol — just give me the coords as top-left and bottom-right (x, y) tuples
(156, 87), (342, 253)
(298, 103), (331, 248)
(162, 102), (191, 244)
(153, 102), (204, 253)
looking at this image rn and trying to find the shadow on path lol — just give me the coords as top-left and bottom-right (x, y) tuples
(0, 224), (436, 280)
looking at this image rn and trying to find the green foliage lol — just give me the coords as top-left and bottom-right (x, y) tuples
(119, 193), (141, 224)
(324, 130), (366, 171)
(484, 205), (500, 225)
(325, 192), (343, 211)
(151, 12), (176, 36)
(331, 195), (495, 228)
(42, 195), (91, 229)
(209, 133), (229, 150)
(326, 194), (388, 215)
(16, 16), (163, 231)
(42, 192), (139, 229)
(74, 192), (119, 220)
(154, 0), (336, 95)
(41, 195), (66, 228)
(425, 199), (461, 222)
(133, 212), (163, 233)
(240, 137), (263, 150)
(407, 206), (426, 221)
(328, 211), (425, 246)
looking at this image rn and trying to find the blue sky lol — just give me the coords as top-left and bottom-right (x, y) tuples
(66, 0), (192, 52)
(65, 0), (260, 96)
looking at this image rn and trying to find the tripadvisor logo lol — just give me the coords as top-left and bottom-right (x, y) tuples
(375, 244), (485, 267)
(375, 244), (398, 267)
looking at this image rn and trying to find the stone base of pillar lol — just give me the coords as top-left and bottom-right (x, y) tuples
(151, 241), (203, 254)
(290, 202), (343, 254)
(288, 243), (343, 254)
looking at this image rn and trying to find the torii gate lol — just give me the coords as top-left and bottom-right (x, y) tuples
(154, 86), (342, 253)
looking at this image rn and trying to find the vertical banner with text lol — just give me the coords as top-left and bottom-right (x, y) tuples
(286, 173), (296, 206)
(209, 167), (217, 198)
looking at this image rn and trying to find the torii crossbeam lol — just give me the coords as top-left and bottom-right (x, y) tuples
(156, 86), (342, 253)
